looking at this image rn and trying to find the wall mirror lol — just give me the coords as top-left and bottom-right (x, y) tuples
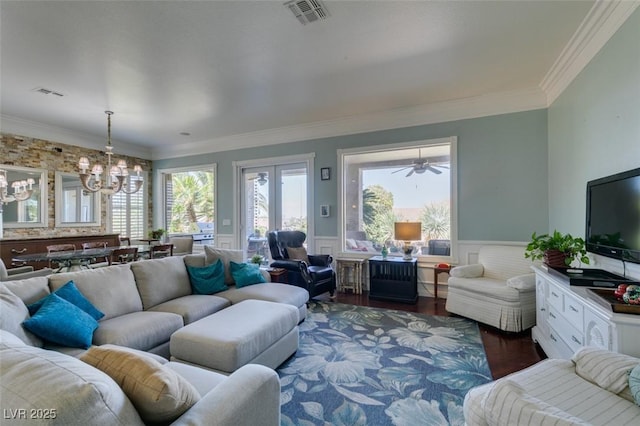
(55, 171), (101, 227)
(1, 164), (48, 229)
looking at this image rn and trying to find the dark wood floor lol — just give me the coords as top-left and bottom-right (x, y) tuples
(318, 291), (547, 379)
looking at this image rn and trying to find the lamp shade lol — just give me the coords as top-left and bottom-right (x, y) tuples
(394, 222), (421, 241)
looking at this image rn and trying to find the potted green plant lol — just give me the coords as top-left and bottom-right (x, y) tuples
(525, 230), (590, 267)
(149, 228), (165, 240)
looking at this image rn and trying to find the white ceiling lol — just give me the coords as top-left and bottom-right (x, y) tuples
(0, 1), (616, 160)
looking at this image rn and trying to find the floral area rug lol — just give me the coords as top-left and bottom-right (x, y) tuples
(277, 301), (492, 425)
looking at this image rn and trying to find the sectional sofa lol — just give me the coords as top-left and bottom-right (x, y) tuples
(0, 249), (310, 425)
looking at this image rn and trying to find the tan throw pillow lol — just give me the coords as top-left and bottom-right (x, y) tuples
(80, 345), (200, 423)
(287, 246), (310, 264)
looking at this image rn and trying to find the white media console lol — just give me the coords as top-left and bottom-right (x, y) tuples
(532, 265), (640, 359)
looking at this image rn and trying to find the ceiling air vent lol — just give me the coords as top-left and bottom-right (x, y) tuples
(32, 87), (64, 97)
(284, 0), (329, 25)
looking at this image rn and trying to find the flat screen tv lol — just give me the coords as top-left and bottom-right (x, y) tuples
(586, 167), (640, 264)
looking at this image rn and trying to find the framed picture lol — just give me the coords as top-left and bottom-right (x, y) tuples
(321, 167), (331, 181)
(320, 204), (330, 217)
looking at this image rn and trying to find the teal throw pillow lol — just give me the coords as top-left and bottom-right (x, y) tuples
(28, 280), (104, 321)
(23, 293), (99, 349)
(630, 364), (640, 406)
(186, 260), (228, 295)
(230, 261), (266, 288)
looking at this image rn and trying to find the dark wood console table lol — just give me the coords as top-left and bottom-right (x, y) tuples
(368, 256), (418, 304)
(1, 234), (120, 269)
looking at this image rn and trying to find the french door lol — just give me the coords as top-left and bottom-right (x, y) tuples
(239, 158), (311, 260)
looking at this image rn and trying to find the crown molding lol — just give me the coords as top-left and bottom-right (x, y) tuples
(153, 86), (547, 160)
(0, 114), (153, 159)
(540, 0), (639, 106)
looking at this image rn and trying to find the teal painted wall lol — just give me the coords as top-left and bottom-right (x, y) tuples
(548, 8), (640, 236)
(154, 109), (548, 241)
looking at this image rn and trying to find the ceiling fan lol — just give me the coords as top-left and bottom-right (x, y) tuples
(392, 151), (449, 177)
(249, 172), (268, 185)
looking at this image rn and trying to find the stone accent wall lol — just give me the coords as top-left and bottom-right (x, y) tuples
(1, 133), (152, 239)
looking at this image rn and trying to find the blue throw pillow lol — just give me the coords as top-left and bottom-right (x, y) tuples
(630, 364), (640, 406)
(28, 280), (104, 320)
(186, 260), (228, 295)
(23, 293), (98, 349)
(230, 261), (266, 288)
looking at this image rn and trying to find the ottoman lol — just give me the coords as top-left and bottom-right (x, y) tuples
(170, 299), (299, 374)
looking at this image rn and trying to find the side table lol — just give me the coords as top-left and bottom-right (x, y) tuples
(336, 258), (365, 294)
(433, 265), (451, 299)
(263, 267), (288, 284)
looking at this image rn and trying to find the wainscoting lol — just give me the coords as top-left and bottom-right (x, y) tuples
(314, 238), (529, 299)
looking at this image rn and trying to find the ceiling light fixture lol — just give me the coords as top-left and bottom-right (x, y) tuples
(78, 111), (143, 195)
(0, 170), (35, 204)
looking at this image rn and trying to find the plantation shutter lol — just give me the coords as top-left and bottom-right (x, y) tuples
(110, 175), (145, 239)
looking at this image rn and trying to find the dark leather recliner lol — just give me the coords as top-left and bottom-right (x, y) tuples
(267, 230), (336, 299)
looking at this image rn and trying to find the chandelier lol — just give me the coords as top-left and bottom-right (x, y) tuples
(78, 111), (143, 195)
(0, 169), (35, 204)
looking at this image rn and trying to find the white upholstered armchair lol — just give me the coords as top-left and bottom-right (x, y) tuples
(445, 245), (539, 332)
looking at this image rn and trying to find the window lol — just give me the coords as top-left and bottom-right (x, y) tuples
(339, 137), (457, 258)
(160, 165), (215, 241)
(111, 174), (147, 239)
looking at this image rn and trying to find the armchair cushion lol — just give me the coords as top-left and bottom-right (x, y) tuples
(450, 264), (484, 278)
(506, 273), (536, 291)
(572, 346), (640, 395)
(286, 247), (309, 264)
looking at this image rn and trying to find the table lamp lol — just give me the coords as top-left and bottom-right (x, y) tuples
(394, 222), (422, 260)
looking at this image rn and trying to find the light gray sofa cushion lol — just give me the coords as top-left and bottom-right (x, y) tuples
(0, 283), (42, 347)
(0, 333), (144, 425)
(171, 300), (298, 373)
(204, 246), (244, 285)
(93, 311), (183, 351)
(148, 294), (231, 324)
(184, 253), (206, 268)
(217, 283), (309, 322)
(48, 264), (143, 320)
(132, 256), (192, 309)
(171, 364), (281, 426)
(2, 276), (50, 305)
